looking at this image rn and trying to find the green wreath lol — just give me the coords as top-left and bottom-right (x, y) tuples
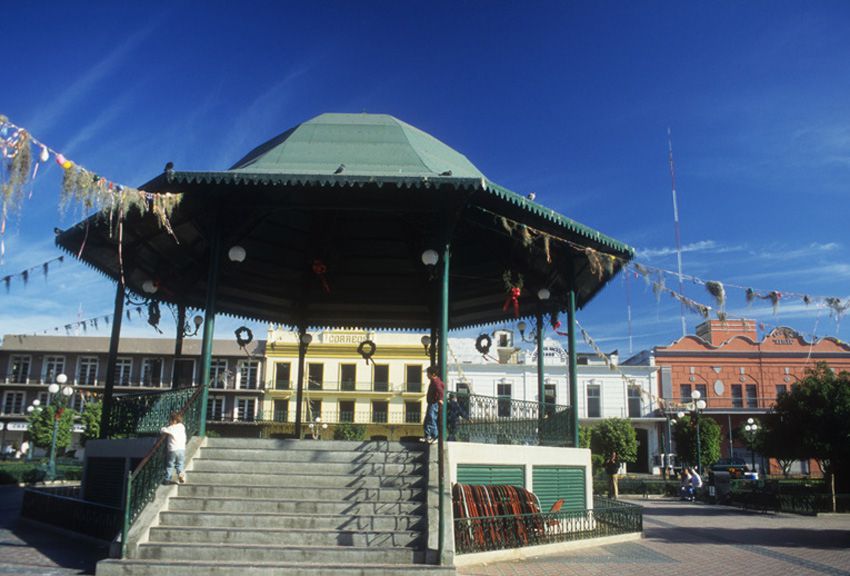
(475, 333), (492, 355)
(235, 326), (254, 347)
(357, 340), (376, 364)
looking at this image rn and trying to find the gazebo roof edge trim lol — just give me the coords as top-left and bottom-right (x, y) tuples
(483, 180), (635, 256)
(151, 171), (634, 256)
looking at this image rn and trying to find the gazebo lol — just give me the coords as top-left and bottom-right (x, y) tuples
(56, 113), (633, 559)
(56, 112), (632, 432)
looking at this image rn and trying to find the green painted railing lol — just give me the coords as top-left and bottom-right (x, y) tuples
(454, 497), (642, 554)
(453, 393), (575, 447)
(106, 387), (202, 438)
(121, 386), (203, 557)
(22, 485), (122, 541)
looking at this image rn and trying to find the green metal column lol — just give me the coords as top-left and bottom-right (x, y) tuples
(198, 226), (223, 438)
(294, 328), (308, 438)
(438, 242), (450, 564)
(100, 281), (124, 438)
(173, 303), (186, 389)
(536, 306), (545, 443)
(566, 289), (579, 447)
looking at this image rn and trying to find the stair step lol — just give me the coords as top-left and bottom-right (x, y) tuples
(137, 542), (425, 564)
(191, 459), (426, 475)
(159, 511), (425, 531)
(176, 483), (425, 501)
(169, 496), (425, 516)
(97, 559), (455, 576)
(199, 447), (427, 464)
(205, 438), (427, 453)
(184, 471), (425, 488)
(149, 526), (424, 547)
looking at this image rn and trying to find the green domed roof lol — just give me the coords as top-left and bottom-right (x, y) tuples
(229, 113), (485, 179)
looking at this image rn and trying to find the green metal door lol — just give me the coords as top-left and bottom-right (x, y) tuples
(533, 466), (586, 512)
(456, 464), (524, 487)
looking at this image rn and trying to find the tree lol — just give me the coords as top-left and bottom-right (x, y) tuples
(673, 413), (721, 471)
(590, 418), (637, 499)
(79, 400), (102, 446)
(759, 410), (805, 477)
(769, 363), (850, 505)
(27, 404), (76, 452)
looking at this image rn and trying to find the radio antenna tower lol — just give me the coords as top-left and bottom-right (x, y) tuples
(667, 128), (687, 338)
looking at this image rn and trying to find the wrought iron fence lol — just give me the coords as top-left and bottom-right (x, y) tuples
(121, 386), (203, 557)
(453, 393), (575, 447)
(22, 485), (122, 541)
(454, 497), (642, 554)
(105, 386), (200, 438)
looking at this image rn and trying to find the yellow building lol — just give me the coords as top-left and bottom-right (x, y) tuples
(262, 328), (432, 440)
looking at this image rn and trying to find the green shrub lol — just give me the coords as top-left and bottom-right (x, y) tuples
(0, 461), (82, 485)
(333, 423), (367, 441)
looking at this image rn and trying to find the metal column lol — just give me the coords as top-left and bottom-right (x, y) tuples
(100, 282), (124, 438)
(566, 289), (579, 447)
(198, 226), (223, 438)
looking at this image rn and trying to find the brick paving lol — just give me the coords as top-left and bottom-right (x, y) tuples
(459, 498), (850, 576)
(0, 486), (108, 575)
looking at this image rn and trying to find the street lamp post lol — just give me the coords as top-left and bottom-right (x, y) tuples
(744, 417), (759, 475)
(45, 374), (73, 482)
(664, 412), (677, 479)
(690, 390), (707, 475)
(25, 399), (42, 461)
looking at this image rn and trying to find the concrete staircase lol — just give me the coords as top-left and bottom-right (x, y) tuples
(97, 438), (454, 576)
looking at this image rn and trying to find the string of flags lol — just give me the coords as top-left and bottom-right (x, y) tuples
(2, 255), (63, 292)
(35, 306), (148, 336)
(0, 115), (182, 266)
(486, 208), (850, 328)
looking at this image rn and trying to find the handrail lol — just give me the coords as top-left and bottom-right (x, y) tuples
(106, 386), (200, 438)
(121, 385), (203, 557)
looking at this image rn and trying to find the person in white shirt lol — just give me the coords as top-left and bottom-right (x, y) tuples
(688, 467), (703, 501)
(160, 412), (187, 484)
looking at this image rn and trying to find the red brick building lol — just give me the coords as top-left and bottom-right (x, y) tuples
(650, 319), (850, 474)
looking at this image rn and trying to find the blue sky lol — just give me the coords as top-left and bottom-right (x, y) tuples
(2, 1), (850, 356)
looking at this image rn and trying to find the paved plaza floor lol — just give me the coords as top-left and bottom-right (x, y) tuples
(1, 486), (848, 575)
(459, 497), (850, 576)
(0, 486), (108, 575)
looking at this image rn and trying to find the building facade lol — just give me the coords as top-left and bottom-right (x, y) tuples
(633, 319), (850, 473)
(446, 333), (661, 473)
(0, 334), (265, 451)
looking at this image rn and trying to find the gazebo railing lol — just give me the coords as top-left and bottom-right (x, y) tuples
(211, 394), (574, 446)
(105, 386), (200, 438)
(121, 386), (203, 557)
(454, 497), (642, 554)
(452, 393), (575, 447)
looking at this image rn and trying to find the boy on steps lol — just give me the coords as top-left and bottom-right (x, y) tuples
(161, 411), (187, 484)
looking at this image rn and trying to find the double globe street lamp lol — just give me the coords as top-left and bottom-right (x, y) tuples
(45, 374), (74, 482)
(678, 389), (707, 475)
(744, 417), (760, 475)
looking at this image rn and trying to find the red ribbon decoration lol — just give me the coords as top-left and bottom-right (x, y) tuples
(503, 287), (521, 318)
(551, 318), (570, 337)
(312, 259), (331, 293)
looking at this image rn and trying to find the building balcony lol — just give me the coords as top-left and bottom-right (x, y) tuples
(663, 396), (776, 412)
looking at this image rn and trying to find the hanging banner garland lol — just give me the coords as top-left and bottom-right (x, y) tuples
(2, 256), (65, 293)
(0, 115), (183, 264)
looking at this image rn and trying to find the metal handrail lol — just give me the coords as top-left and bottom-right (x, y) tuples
(106, 386), (200, 438)
(121, 386), (203, 557)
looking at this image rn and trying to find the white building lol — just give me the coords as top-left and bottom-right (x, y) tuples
(445, 331), (662, 474)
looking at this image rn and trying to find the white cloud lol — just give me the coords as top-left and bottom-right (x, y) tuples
(637, 240), (744, 259)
